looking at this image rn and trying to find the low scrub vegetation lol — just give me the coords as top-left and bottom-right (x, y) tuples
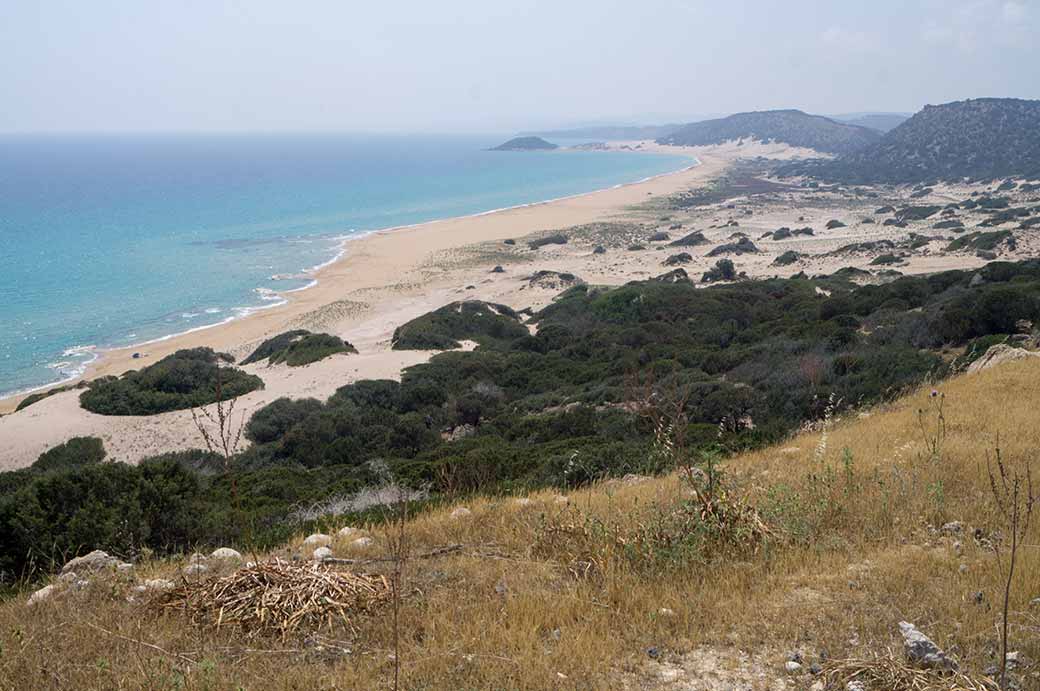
(242, 330), (356, 367)
(79, 348), (263, 416)
(391, 300), (528, 350)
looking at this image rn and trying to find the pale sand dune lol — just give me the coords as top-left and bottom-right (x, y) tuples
(1, 140), (1020, 469)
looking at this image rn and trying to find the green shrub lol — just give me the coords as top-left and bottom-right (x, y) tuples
(31, 437), (106, 473)
(391, 301), (528, 350)
(243, 330), (356, 367)
(79, 348), (263, 416)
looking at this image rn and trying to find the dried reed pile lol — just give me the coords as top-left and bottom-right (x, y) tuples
(824, 656), (999, 690)
(156, 559), (391, 638)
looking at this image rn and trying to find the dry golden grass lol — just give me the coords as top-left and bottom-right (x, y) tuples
(2, 360), (1039, 690)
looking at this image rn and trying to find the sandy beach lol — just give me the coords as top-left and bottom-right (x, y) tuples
(1, 139), (1026, 469)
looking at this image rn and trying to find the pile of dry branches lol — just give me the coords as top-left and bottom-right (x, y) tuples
(155, 559), (391, 638)
(823, 656), (999, 691)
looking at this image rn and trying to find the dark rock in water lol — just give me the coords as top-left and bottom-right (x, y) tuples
(663, 252), (693, 266)
(669, 231), (709, 247)
(826, 219), (847, 229)
(875, 205), (895, 214)
(132, 352), (141, 359)
(861, 217), (875, 224)
(503, 238), (516, 245)
(996, 179), (1017, 192)
(793, 227), (815, 236)
(648, 231), (670, 242)
(772, 227), (792, 240)
(934, 220), (964, 230)
(760, 231), (774, 240)
(592, 245), (606, 254)
(668, 223), (683, 230)
(628, 244), (646, 251)
(883, 218), (908, 227)
(707, 237), (759, 257)
(652, 268), (690, 283)
(490, 136), (557, 151)
(491, 265), (505, 273)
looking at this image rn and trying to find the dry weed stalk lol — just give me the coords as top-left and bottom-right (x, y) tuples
(190, 367), (247, 515)
(986, 445), (1035, 689)
(155, 559), (390, 639)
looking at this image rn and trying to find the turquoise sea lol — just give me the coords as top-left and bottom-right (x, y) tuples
(0, 134), (693, 397)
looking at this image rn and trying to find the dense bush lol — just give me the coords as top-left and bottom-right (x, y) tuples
(31, 436), (106, 473)
(242, 330), (356, 367)
(80, 348), (263, 415)
(391, 301), (528, 350)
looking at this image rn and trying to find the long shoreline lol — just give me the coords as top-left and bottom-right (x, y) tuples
(0, 143), (705, 414)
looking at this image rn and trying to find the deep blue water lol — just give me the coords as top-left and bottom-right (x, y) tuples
(0, 134), (692, 396)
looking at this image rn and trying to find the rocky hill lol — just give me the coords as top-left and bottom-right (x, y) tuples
(489, 136), (558, 151)
(785, 98), (1040, 183)
(657, 109), (881, 155)
(523, 124), (681, 141)
(832, 112), (910, 133)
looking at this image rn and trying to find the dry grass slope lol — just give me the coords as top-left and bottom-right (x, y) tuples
(2, 360), (1039, 689)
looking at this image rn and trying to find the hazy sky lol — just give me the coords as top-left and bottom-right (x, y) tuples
(2, 0), (1037, 133)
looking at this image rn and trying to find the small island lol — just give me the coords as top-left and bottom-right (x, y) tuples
(489, 136), (558, 151)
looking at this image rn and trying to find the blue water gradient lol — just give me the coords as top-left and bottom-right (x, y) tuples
(0, 134), (692, 395)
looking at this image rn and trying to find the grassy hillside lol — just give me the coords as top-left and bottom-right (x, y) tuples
(658, 110), (881, 155)
(1, 358), (1037, 689)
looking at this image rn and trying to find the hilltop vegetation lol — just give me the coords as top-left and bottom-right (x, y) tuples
(658, 109), (880, 154)
(784, 98), (1040, 183)
(78, 348), (263, 416)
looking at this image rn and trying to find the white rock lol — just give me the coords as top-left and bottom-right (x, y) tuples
(658, 607), (676, 617)
(61, 550), (120, 574)
(210, 547), (242, 560)
(899, 621), (958, 671)
(352, 537), (374, 549)
(143, 578), (174, 591)
(553, 495), (569, 505)
(810, 682), (825, 691)
(183, 563), (208, 577)
(785, 660), (803, 674)
(312, 546), (333, 561)
(657, 666), (683, 682)
(846, 682), (866, 691)
(188, 552), (208, 564)
(72, 579), (90, 591)
(116, 562), (134, 573)
(303, 533), (332, 547)
(27, 584), (58, 606)
(450, 507), (472, 519)
(336, 526), (357, 538)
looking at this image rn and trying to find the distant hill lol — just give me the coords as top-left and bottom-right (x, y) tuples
(657, 110), (881, 155)
(784, 98), (1040, 183)
(830, 112), (910, 133)
(522, 124), (682, 141)
(489, 136), (558, 151)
